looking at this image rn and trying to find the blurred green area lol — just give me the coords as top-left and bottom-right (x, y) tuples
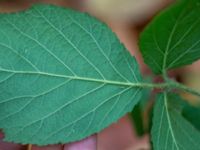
(130, 77), (153, 136)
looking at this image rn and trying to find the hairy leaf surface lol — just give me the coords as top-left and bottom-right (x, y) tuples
(0, 5), (143, 145)
(152, 93), (200, 150)
(139, 0), (200, 74)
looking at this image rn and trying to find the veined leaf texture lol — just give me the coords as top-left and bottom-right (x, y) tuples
(0, 5), (143, 145)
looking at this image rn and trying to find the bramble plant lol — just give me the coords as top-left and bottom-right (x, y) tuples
(0, 0), (200, 149)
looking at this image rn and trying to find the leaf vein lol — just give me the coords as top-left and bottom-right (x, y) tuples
(33, 7), (106, 80)
(42, 87), (132, 142)
(4, 18), (77, 76)
(66, 13), (130, 82)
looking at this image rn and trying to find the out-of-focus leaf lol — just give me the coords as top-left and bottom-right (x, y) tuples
(140, 0), (200, 74)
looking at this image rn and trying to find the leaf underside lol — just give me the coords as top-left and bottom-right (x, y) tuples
(152, 93), (200, 150)
(139, 0), (200, 74)
(0, 5), (143, 145)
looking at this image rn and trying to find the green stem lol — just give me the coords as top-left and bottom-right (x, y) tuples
(140, 82), (169, 89)
(161, 69), (200, 98)
(169, 80), (200, 98)
(162, 70), (168, 81)
(143, 80), (200, 98)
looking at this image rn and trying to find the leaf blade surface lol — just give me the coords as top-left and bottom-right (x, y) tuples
(0, 5), (142, 145)
(140, 0), (200, 74)
(152, 93), (200, 150)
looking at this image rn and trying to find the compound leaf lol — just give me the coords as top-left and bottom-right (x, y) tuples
(0, 4), (143, 145)
(140, 0), (200, 74)
(152, 93), (200, 150)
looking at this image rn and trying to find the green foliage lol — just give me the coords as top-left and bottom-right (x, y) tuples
(139, 0), (200, 74)
(0, 0), (200, 149)
(0, 5), (143, 145)
(182, 103), (200, 131)
(131, 79), (152, 136)
(131, 104), (145, 136)
(140, 0), (200, 149)
(152, 93), (200, 150)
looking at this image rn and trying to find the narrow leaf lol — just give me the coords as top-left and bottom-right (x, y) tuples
(152, 93), (200, 150)
(0, 5), (143, 145)
(140, 0), (200, 74)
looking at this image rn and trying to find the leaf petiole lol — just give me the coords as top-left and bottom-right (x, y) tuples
(144, 80), (200, 98)
(168, 80), (200, 98)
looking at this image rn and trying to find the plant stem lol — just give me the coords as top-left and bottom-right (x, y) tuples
(162, 70), (168, 81)
(139, 82), (169, 89)
(160, 69), (200, 98)
(142, 80), (200, 98)
(169, 80), (200, 98)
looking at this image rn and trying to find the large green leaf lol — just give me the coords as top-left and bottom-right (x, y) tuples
(152, 93), (200, 150)
(0, 5), (143, 145)
(139, 0), (200, 74)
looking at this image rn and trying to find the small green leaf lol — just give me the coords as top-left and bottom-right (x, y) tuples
(139, 0), (200, 74)
(0, 5), (143, 145)
(152, 93), (200, 150)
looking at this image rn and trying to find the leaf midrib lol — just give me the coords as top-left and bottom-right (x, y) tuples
(160, 1), (189, 73)
(164, 92), (179, 150)
(0, 68), (142, 87)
